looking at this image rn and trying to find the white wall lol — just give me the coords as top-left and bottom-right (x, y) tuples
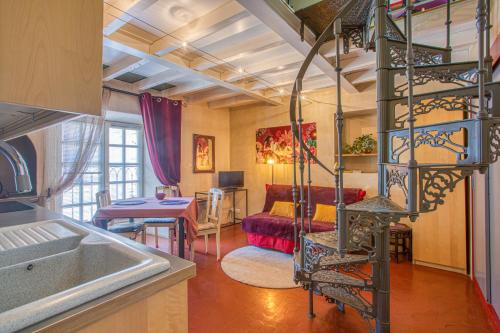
(473, 66), (500, 315)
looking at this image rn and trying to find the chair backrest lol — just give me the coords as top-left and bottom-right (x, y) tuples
(204, 188), (224, 228)
(96, 190), (111, 209)
(156, 185), (179, 198)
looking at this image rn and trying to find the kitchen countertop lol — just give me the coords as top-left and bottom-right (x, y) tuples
(0, 200), (196, 333)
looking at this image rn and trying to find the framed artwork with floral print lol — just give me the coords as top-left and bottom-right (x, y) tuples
(256, 123), (317, 164)
(193, 134), (215, 173)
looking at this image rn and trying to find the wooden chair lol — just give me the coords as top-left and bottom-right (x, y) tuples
(94, 190), (144, 242)
(141, 185), (178, 252)
(190, 188), (224, 261)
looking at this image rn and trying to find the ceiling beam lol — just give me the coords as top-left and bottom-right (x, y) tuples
(103, 0), (160, 36)
(236, 0), (358, 93)
(185, 88), (241, 104)
(167, 81), (216, 97)
(222, 52), (304, 82)
(150, 1), (248, 56)
(104, 31), (281, 106)
(133, 69), (184, 91)
(103, 55), (149, 81)
(189, 32), (283, 71)
(208, 95), (262, 109)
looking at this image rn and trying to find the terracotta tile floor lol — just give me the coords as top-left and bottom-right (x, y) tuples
(146, 225), (495, 333)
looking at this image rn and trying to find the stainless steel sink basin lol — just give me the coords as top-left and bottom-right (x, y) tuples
(0, 219), (170, 333)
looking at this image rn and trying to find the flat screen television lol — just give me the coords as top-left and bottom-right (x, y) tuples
(218, 171), (244, 188)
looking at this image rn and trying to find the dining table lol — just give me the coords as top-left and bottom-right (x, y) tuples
(93, 197), (197, 259)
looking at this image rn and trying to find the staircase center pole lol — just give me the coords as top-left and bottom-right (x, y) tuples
(406, 0), (418, 219)
(477, 0), (487, 119)
(334, 18), (347, 254)
(375, 0), (391, 332)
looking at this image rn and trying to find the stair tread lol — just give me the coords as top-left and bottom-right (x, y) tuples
(386, 81), (500, 102)
(346, 196), (407, 215)
(386, 38), (449, 52)
(294, 251), (369, 267)
(311, 270), (368, 288)
(387, 118), (475, 133)
(319, 253), (369, 266)
(388, 60), (477, 72)
(320, 284), (373, 314)
(304, 231), (338, 250)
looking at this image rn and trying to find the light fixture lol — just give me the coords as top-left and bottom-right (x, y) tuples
(279, 88), (285, 95)
(267, 158), (275, 184)
(300, 95), (307, 101)
(182, 41), (188, 47)
(238, 67), (244, 73)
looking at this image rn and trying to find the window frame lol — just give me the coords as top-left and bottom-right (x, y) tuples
(60, 120), (144, 222)
(104, 121), (144, 201)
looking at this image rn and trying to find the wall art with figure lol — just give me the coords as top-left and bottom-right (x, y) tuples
(193, 134), (215, 173)
(256, 123), (317, 164)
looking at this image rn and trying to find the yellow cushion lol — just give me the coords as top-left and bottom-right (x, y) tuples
(313, 204), (336, 223)
(269, 201), (295, 218)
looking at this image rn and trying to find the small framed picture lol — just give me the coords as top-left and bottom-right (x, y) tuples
(193, 134), (215, 173)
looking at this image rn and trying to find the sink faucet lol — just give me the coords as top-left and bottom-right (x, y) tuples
(0, 141), (32, 193)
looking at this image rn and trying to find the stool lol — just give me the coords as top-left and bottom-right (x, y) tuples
(390, 223), (412, 263)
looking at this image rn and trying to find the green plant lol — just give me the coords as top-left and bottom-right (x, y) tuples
(344, 134), (377, 154)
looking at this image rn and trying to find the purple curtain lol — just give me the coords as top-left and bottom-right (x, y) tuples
(139, 93), (181, 186)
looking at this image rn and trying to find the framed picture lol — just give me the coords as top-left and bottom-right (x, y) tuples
(256, 123), (317, 164)
(193, 134), (215, 173)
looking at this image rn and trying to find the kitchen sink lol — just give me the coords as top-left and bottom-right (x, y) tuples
(0, 201), (33, 214)
(0, 220), (170, 333)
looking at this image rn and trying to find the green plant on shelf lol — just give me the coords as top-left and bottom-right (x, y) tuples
(344, 134), (377, 155)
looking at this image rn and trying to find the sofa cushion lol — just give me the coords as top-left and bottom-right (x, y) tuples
(262, 184), (366, 215)
(242, 212), (334, 240)
(269, 201), (295, 218)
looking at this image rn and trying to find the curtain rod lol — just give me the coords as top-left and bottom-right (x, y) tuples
(103, 86), (140, 97)
(103, 86), (188, 106)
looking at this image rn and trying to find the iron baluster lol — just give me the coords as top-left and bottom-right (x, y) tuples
(297, 86), (306, 272)
(446, 0), (452, 50)
(292, 94), (299, 255)
(477, 0), (487, 119)
(307, 151), (312, 233)
(334, 18), (347, 255)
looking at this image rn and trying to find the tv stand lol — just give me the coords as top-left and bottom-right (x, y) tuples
(195, 188), (248, 226)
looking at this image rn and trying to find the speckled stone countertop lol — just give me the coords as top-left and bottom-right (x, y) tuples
(0, 199), (196, 333)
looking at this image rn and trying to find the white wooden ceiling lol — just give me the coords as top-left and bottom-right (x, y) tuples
(102, 0), (379, 109)
(102, 0), (476, 110)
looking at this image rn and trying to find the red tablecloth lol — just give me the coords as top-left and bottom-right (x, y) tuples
(94, 197), (198, 245)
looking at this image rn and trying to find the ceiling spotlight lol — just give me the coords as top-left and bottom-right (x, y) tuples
(300, 95), (307, 101)
(279, 88), (284, 95)
(182, 41), (188, 47)
(238, 67), (244, 73)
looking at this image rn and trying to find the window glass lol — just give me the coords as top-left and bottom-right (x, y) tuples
(61, 122), (143, 222)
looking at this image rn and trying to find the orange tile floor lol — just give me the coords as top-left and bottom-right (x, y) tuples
(146, 225), (495, 333)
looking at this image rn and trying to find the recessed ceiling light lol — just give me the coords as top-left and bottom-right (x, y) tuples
(279, 88), (284, 95)
(238, 67), (244, 73)
(182, 41), (188, 47)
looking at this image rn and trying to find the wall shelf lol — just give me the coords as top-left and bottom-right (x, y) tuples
(334, 109), (377, 173)
(337, 153), (377, 157)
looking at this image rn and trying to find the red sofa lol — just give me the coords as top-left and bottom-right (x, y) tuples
(242, 184), (366, 254)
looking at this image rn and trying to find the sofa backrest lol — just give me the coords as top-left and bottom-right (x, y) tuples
(262, 184), (366, 215)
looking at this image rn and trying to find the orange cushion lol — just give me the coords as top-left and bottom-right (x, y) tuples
(269, 201), (295, 218)
(313, 204), (336, 223)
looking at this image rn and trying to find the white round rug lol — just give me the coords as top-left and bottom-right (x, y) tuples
(221, 246), (298, 289)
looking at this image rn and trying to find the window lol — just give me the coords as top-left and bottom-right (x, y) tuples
(107, 125), (143, 201)
(61, 121), (103, 222)
(61, 121), (143, 222)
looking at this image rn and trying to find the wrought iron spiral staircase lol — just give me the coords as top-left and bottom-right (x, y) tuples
(289, 0), (499, 332)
